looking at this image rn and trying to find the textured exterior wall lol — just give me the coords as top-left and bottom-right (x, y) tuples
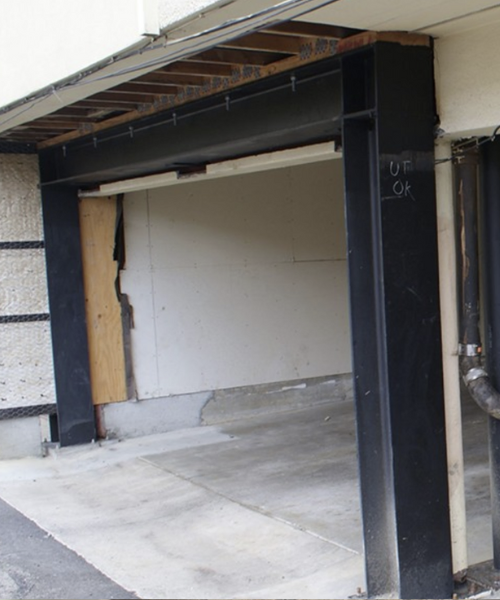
(0, 154), (56, 416)
(0, 155), (44, 241)
(435, 20), (500, 138)
(121, 159), (350, 399)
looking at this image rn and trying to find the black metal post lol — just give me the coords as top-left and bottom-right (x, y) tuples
(341, 42), (452, 598)
(40, 184), (95, 446)
(480, 139), (500, 567)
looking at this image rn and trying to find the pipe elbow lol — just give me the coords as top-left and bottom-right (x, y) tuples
(460, 356), (500, 419)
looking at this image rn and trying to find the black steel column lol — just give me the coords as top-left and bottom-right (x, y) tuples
(341, 42), (452, 598)
(480, 139), (500, 567)
(40, 184), (95, 446)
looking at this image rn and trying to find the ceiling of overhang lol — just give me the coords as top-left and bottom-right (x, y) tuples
(298, 0), (500, 36)
(2, 0), (500, 149)
(0, 21), (358, 150)
(4, 0), (499, 150)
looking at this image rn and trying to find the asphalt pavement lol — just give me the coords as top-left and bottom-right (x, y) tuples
(0, 497), (138, 599)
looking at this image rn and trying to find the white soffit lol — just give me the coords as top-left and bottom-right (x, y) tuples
(79, 142), (341, 197)
(297, 0), (500, 37)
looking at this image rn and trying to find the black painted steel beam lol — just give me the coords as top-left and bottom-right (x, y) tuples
(41, 185), (95, 446)
(341, 43), (452, 598)
(38, 58), (342, 187)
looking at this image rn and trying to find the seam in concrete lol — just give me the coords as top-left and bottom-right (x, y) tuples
(139, 454), (360, 556)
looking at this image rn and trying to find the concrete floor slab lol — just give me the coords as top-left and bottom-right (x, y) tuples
(462, 395), (494, 565)
(144, 400), (362, 554)
(0, 402), (364, 599)
(0, 395), (495, 599)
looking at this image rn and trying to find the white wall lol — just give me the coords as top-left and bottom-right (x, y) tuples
(158, 0), (223, 30)
(121, 159), (351, 398)
(435, 19), (500, 138)
(0, 0), (155, 108)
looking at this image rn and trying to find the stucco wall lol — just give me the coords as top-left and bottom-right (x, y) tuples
(0, 154), (56, 414)
(121, 158), (351, 399)
(435, 20), (500, 138)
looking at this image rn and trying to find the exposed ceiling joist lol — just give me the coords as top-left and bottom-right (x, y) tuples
(265, 21), (360, 38)
(1, 21), (360, 149)
(219, 32), (306, 53)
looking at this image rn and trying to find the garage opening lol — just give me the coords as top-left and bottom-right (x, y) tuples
(38, 35), (454, 598)
(119, 155), (350, 411)
(103, 150), (364, 597)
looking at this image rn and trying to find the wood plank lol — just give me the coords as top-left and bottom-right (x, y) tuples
(336, 31), (431, 54)
(115, 81), (182, 95)
(137, 71), (209, 86)
(94, 90), (163, 104)
(79, 196), (128, 405)
(40, 114), (98, 123)
(187, 47), (283, 66)
(38, 37), (336, 149)
(220, 32), (303, 53)
(264, 20), (360, 39)
(1, 131), (47, 141)
(50, 106), (93, 116)
(159, 61), (234, 77)
(24, 122), (80, 130)
(73, 99), (146, 109)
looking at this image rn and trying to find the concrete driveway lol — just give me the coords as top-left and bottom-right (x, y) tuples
(0, 395), (495, 599)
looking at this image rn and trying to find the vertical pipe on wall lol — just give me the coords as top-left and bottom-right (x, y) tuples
(435, 139), (468, 578)
(480, 139), (500, 568)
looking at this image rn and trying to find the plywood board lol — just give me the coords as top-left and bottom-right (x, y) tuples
(79, 196), (127, 404)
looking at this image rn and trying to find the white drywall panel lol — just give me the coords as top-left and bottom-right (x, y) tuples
(120, 191), (160, 398)
(289, 161), (346, 262)
(147, 173), (294, 269)
(0, 250), (49, 315)
(0, 155), (43, 242)
(122, 159), (350, 398)
(435, 21), (500, 137)
(120, 190), (151, 271)
(152, 261), (350, 394)
(0, 322), (56, 408)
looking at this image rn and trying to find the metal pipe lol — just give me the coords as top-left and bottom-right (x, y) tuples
(454, 146), (500, 418)
(479, 139), (500, 568)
